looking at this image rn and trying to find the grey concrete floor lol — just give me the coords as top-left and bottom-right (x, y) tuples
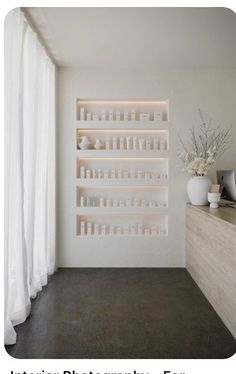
(6, 268), (236, 359)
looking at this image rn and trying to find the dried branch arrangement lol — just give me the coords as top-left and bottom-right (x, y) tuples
(177, 109), (231, 176)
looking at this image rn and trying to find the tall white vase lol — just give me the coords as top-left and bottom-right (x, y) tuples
(187, 176), (212, 205)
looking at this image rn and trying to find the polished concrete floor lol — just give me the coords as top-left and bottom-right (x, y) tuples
(6, 268), (236, 359)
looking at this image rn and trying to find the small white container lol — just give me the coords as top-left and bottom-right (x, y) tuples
(144, 228), (150, 236)
(138, 223), (143, 235)
(93, 113), (99, 121)
(123, 170), (129, 179)
(80, 196), (85, 207)
(86, 170), (91, 179)
(87, 222), (92, 235)
(139, 138), (145, 150)
(141, 199), (146, 208)
(126, 136), (132, 150)
(154, 111), (163, 121)
(101, 110), (106, 121)
(116, 111), (120, 121)
(131, 109), (136, 121)
(111, 169), (116, 179)
(130, 170), (135, 179)
(151, 227), (157, 236)
(146, 139), (151, 150)
(116, 226), (122, 236)
(142, 113), (150, 121)
(153, 139), (158, 150)
(105, 137), (110, 150)
(149, 200), (155, 208)
(145, 171), (150, 180)
(109, 110), (113, 121)
(80, 166), (85, 179)
(137, 170), (143, 179)
(80, 107), (85, 120)
(99, 198), (105, 207)
(86, 113), (92, 121)
(109, 225), (115, 235)
(124, 111), (129, 121)
(112, 136), (117, 150)
(120, 137), (125, 150)
(117, 169), (122, 179)
(101, 225), (106, 236)
(208, 192), (221, 208)
(104, 169), (109, 179)
(160, 139), (166, 150)
(86, 196), (90, 207)
(139, 113), (143, 121)
(124, 226), (129, 235)
(133, 137), (138, 151)
(94, 223), (99, 236)
(92, 169), (97, 179)
(80, 221), (85, 235)
(131, 225), (136, 235)
(98, 169), (103, 179)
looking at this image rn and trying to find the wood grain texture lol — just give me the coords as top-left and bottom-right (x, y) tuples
(186, 204), (236, 339)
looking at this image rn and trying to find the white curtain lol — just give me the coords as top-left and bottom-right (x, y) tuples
(4, 8), (56, 345)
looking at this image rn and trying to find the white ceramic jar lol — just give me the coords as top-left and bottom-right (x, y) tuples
(187, 176), (212, 205)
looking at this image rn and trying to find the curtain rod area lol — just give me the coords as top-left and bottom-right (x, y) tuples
(20, 7), (58, 66)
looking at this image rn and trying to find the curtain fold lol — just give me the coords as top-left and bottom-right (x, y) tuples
(4, 8), (56, 345)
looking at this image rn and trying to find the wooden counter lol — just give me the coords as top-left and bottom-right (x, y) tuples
(186, 204), (236, 339)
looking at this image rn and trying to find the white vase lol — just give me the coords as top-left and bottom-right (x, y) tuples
(187, 176), (212, 205)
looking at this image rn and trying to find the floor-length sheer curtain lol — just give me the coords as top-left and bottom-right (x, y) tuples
(4, 8), (56, 345)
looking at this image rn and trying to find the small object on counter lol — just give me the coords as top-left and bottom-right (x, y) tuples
(208, 192), (221, 209)
(210, 184), (221, 193)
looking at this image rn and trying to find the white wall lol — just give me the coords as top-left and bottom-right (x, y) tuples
(57, 68), (236, 267)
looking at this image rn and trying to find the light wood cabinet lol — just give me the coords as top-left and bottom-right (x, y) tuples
(186, 204), (236, 339)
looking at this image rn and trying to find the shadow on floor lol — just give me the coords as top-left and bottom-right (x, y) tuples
(6, 268), (236, 359)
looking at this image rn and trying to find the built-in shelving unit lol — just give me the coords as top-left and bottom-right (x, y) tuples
(76, 99), (170, 237)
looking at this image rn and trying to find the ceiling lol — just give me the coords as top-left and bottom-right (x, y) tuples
(25, 7), (236, 69)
